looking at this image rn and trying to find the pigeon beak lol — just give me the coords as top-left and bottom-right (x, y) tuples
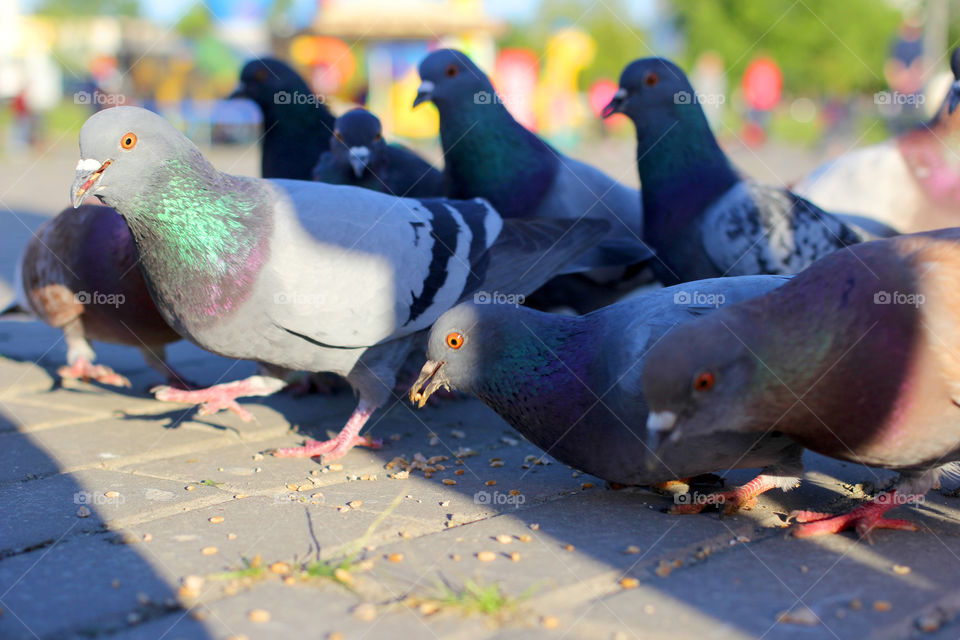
(228, 83), (248, 100)
(602, 88), (628, 119)
(949, 81), (960, 115)
(71, 158), (111, 208)
(413, 80), (435, 108)
(348, 146), (370, 178)
(408, 359), (451, 408)
(645, 410), (677, 456)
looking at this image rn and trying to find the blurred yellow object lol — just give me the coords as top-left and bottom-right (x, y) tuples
(393, 66), (438, 139)
(536, 28), (596, 143)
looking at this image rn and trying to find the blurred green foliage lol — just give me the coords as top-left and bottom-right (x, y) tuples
(36, 0), (139, 17)
(672, 0), (901, 94)
(500, 0), (648, 88)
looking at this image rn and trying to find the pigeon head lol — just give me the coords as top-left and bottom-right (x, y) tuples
(409, 301), (526, 407)
(231, 57), (311, 110)
(414, 49), (494, 110)
(949, 48), (960, 114)
(71, 106), (201, 210)
(640, 312), (756, 454)
(603, 57), (700, 129)
(330, 108), (386, 178)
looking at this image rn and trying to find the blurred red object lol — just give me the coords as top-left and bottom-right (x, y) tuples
(742, 57), (782, 111)
(494, 48), (538, 130)
(589, 79), (624, 123)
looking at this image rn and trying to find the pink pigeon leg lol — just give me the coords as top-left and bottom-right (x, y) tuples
(269, 401), (383, 461)
(790, 490), (920, 538)
(58, 357), (131, 388)
(670, 473), (783, 515)
(152, 375), (286, 422)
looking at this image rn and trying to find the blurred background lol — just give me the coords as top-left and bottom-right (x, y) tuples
(1, 0), (958, 189)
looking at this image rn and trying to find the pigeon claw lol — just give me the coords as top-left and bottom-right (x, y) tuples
(59, 357), (131, 388)
(151, 385), (255, 422)
(790, 508), (918, 539)
(269, 434), (381, 459)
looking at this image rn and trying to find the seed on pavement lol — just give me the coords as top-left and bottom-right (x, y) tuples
(620, 577), (639, 589)
(329, 463), (344, 472)
(387, 553), (404, 563)
(485, 480), (496, 486)
(248, 609), (270, 622)
(529, 523), (540, 531)
(208, 516), (224, 524)
(104, 490), (120, 498)
(495, 534), (512, 544)
(509, 551), (521, 562)
(623, 545), (641, 554)
(518, 534), (532, 543)
(142, 533), (153, 542)
(269, 562), (290, 574)
(477, 551), (497, 562)
(347, 500), (363, 509)
(892, 564), (911, 574)
(352, 603), (377, 621)
(562, 544), (575, 552)
(185, 485), (195, 491)
(201, 546), (218, 555)
(76, 506), (91, 518)
(541, 615), (559, 629)
(874, 601), (892, 612)
(442, 479), (456, 485)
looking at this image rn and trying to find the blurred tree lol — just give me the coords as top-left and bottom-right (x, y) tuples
(671, 0), (901, 94)
(176, 4), (214, 40)
(499, 0), (648, 89)
(36, 0), (138, 17)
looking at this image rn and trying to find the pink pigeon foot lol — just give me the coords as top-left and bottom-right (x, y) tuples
(268, 403), (382, 461)
(790, 490), (919, 538)
(670, 473), (781, 515)
(59, 357), (131, 388)
(152, 375), (286, 422)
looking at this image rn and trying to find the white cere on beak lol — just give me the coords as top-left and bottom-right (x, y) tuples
(76, 158), (103, 172)
(646, 410), (677, 433)
(613, 88), (627, 100)
(418, 80), (435, 94)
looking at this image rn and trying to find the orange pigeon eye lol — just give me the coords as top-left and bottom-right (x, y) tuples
(644, 72), (659, 87)
(120, 132), (137, 149)
(693, 371), (715, 392)
(253, 68), (268, 82)
(445, 64), (459, 78)
(446, 332), (465, 349)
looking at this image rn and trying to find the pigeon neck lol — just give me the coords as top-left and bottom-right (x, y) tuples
(473, 315), (597, 426)
(437, 98), (558, 217)
(635, 105), (739, 235)
(123, 153), (270, 329)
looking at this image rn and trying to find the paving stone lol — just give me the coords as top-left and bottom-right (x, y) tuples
(0, 398), (100, 433)
(0, 468), (225, 553)
(0, 534), (179, 640)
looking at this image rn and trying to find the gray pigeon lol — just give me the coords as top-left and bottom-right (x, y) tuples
(69, 106), (609, 461)
(641, 227), (960, 536)
(312, 107), (446, 198)
(410, 275), (804, 510)
(604, 57), (891, 286)
(7, 203), (188, 387)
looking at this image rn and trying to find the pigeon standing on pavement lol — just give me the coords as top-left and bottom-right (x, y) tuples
(604, 57), (888, 286)
(793, 48), (960, 233)
(414, 48), (652, 273)
(641, 227), (960, 537)
(230, 57), (335, 180)
(70, 106), (609, 461)
(6, 204), (188, 388)
(312, 107), (446, 198)
(409, 275), (803, 507)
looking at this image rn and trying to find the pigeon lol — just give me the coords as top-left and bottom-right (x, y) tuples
(7, 203), (188, 387)
(793, 48), (960, 233)
(69, 106), (609, 461)
(604, 57), (886, 286)
(414, 48), (653, 272)
(409, 275), (804, 510)
(312, 107), (446, 198)
(230, 57), (335, 180)
(641, 227), (960, 536)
